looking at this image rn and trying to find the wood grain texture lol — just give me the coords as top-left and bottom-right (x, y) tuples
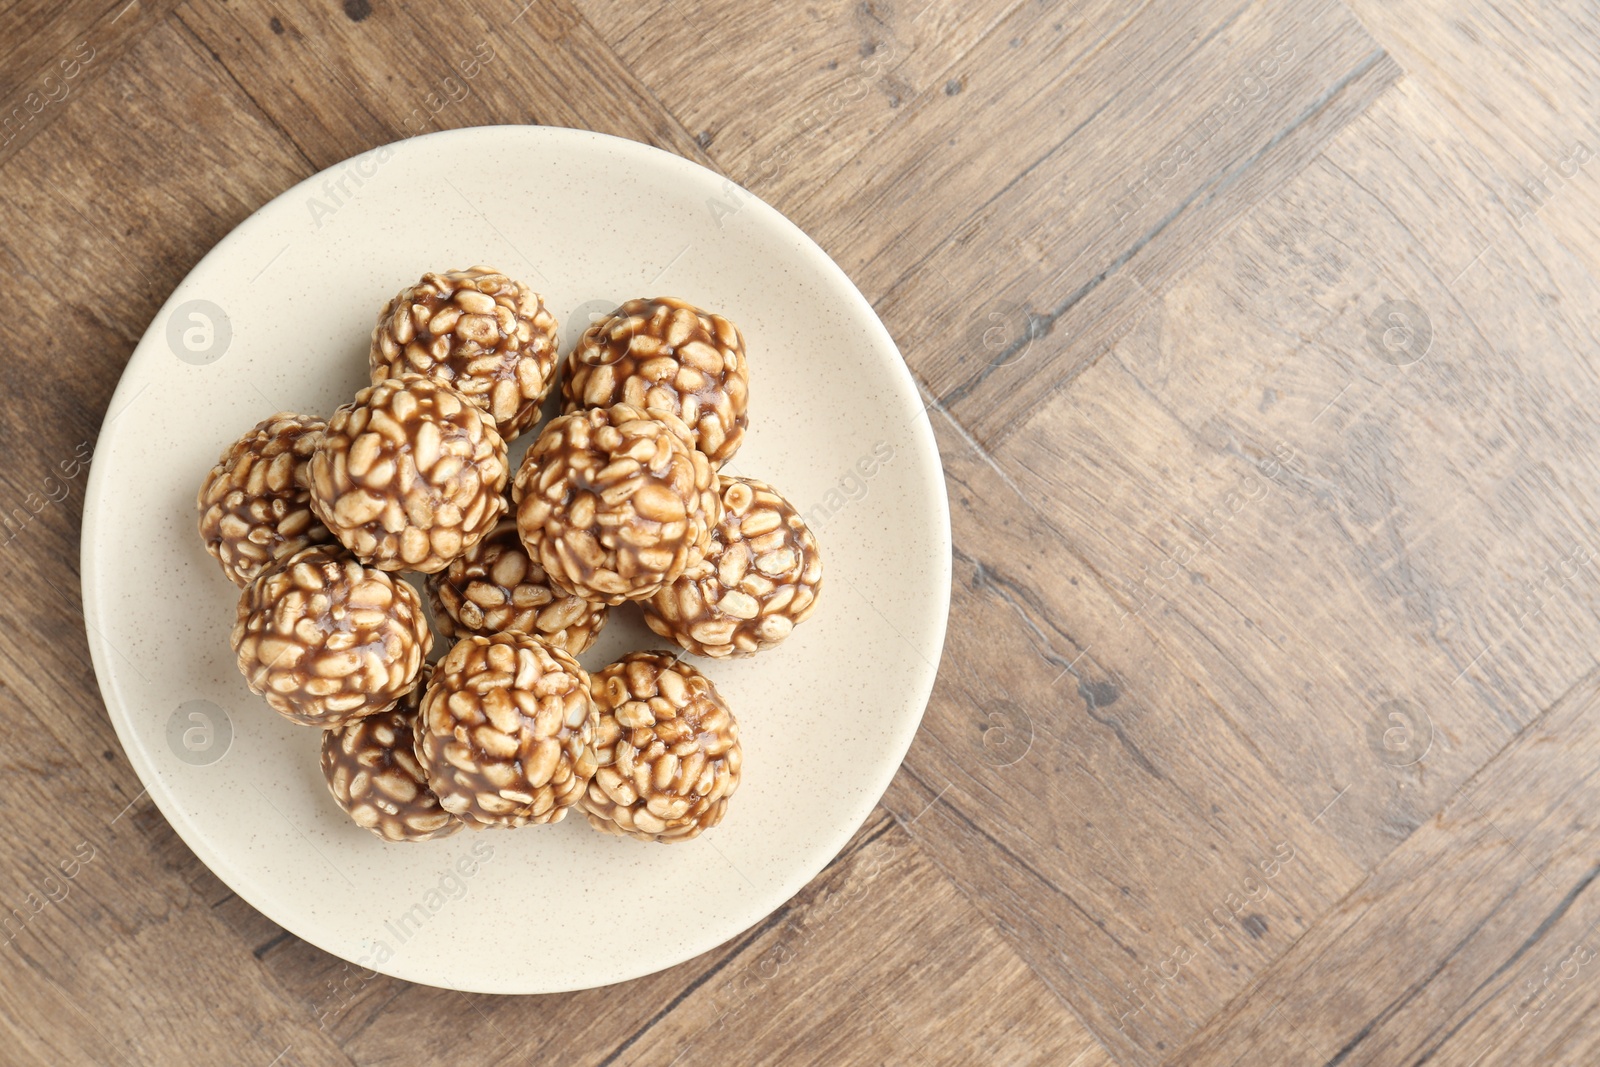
(0, 3), (1121, 1063)
(831, 0), (1398, 448)
(926, 48), (1600, 1067)
(178, 0), (707, 173)
(577, 814), (1106, 1067)
(0, 0), (184, 167)
(581, 0), (1398, 448)
(576, 0), (1014, 213)
(10, 0), (1600, 1063)
(1005, 69), (1600, 845)
(1173, 665), (1600, 1065)
(0, 0), (119, 101)
(0, 17), (354, 1067)
(881, 404), (1367, 1065)
(209, 810), (1103, 1067)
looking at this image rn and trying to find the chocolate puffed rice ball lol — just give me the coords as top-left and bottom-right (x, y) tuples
(582, 652), (742, 842)
(197, 413), (335, 587)
(425, 517), (608, 654)
(643, 477), (822, 658)
(321, 666), (463, 842)
(414, 632), (599, 828)
(513, 403), (721, 605)
(309, 374), (508, 574)
(370, 266), (559, 441)
(561, 297), (748, 468)
(231, 544), (432, 728)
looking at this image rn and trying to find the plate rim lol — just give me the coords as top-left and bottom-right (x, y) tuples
(80, 123), (952, 994)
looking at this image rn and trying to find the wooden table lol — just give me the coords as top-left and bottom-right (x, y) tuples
(5, 0), (1600, 1063)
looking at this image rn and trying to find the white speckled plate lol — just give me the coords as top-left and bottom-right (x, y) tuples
(80, 126), (950, 994)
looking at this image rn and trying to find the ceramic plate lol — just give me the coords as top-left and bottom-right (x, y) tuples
(81, 125), (949, 993)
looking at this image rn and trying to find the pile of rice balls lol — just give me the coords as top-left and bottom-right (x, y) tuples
(196, 267), (823, 844)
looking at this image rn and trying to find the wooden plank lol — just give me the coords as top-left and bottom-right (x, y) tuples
(0, 0), (121, 102)
(881, 403), (1367, 1064)
(995, 61), (1600, 845)
(0, 18), (362, 1067)
(577, 0), (1017, 212)
(808, 0), (1395, 448)
(1348, 0), (1600, 160)
(177, 0), (708, 175)
(889, 43), (1400, 449)
(974, 61), (1600, 1061)
(0, 14), (309, 541)
(0, 0), (182, 167)
(574, 1), (1396, 451)
(1343, 0), (1600, 284)
(169, 0), (391, 170)
(981, 309), (1524, 869)
(579, 812), (1110, 1067)
(1173, 665), (1600, 1065)
(0, 0), (124, 103)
